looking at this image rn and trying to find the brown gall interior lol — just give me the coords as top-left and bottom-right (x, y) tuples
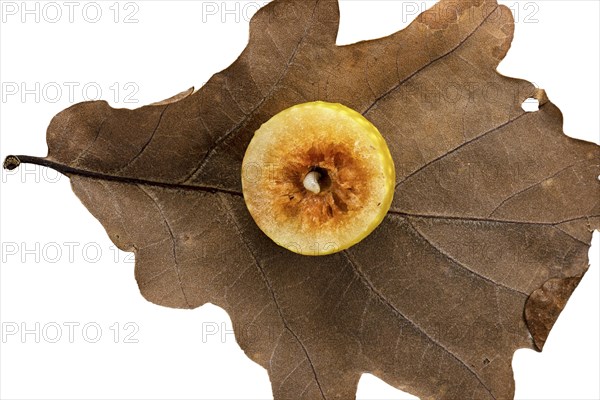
(271, 143), (370, 231)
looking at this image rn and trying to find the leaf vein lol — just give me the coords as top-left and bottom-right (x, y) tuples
(487, 160), (584, 218)
(137, 185), (191, 308)
(362, 5), (499, 116)
(389, 209), (599, 229)
(217, 193), (327, 400)
(180, 0), (323, 185)
(342, 249), (496, 399)
(395, 108), (534, 190)
(114, 104), (170, 174)
(404, 218), (528, 296)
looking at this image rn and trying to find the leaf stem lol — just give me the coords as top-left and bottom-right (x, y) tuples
(2, 154), (244, 197)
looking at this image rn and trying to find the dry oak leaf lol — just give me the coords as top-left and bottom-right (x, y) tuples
(3, 0), (599, 399)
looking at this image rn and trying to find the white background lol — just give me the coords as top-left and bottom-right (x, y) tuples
(0, 1), (598, 399)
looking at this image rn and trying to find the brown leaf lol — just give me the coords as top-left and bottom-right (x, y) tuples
(3, 0), (599, 398)
(525, 275), (582, 351)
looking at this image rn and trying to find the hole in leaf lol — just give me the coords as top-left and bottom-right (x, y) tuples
(521, 98), (539, 112)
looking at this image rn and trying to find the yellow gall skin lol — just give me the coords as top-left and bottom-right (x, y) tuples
(241, 101), (395, 256)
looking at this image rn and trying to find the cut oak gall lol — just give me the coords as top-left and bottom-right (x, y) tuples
(241, 101), (395, 256)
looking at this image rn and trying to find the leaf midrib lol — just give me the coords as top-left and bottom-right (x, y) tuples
(9, 155), (596, 231)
